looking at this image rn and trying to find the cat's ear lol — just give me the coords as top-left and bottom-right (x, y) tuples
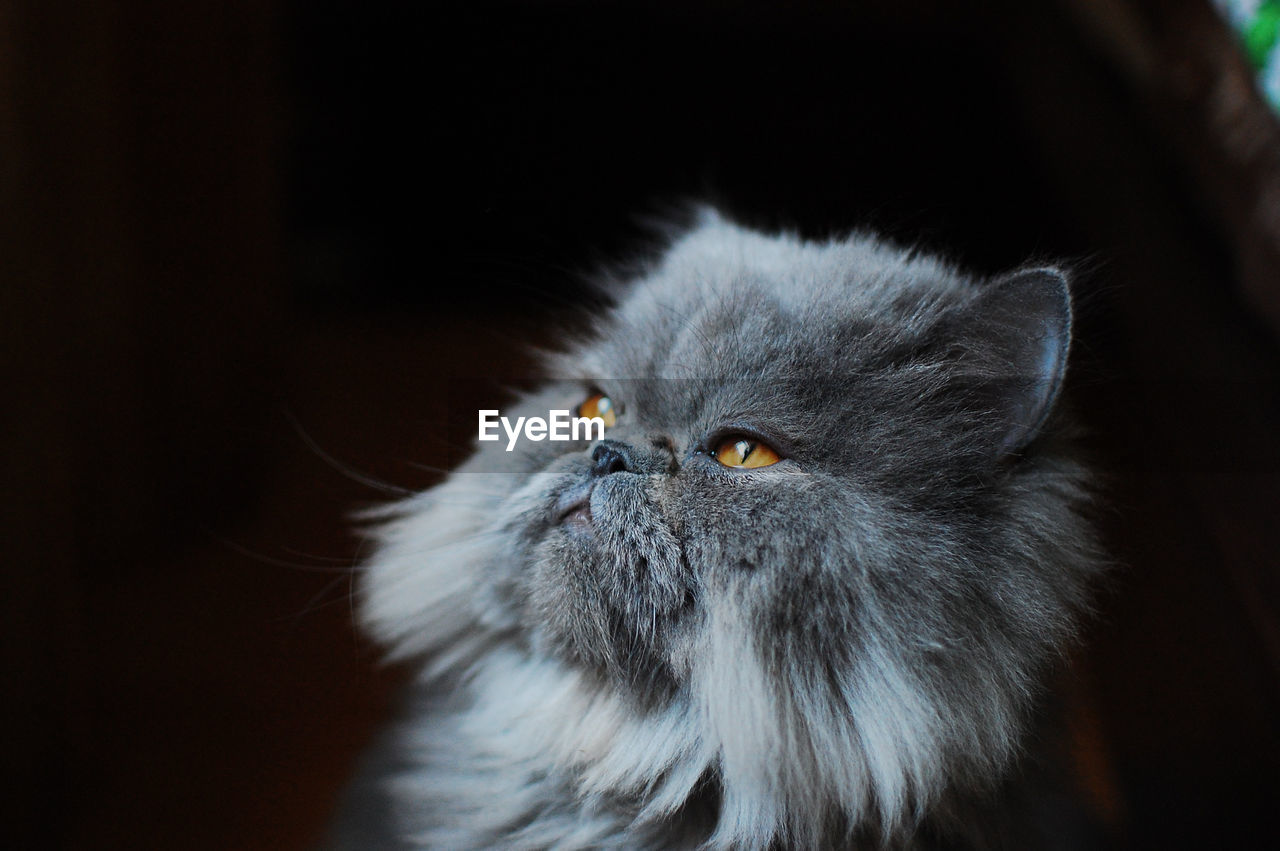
(961, 266), (1073, 455)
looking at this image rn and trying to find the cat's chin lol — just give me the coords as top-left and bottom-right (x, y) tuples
(515, 471), (694, 699)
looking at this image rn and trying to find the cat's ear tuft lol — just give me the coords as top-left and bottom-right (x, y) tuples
(967, 266), (1073, 455)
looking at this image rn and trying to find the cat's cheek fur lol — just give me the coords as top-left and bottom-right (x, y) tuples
(676, 484), (934, 843)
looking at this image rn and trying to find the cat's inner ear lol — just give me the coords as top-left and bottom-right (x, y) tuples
(964, 267), (1073, 455)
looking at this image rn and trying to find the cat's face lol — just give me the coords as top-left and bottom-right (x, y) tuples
(360, 212), (1099, 842)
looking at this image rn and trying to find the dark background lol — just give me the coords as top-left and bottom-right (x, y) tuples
(4, 0), (1279, 847)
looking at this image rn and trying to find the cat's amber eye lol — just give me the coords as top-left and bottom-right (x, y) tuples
(711, 435), (781, 469)
(577, 393), (618, 428)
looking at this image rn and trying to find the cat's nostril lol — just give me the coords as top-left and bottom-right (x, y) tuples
(590, 441), (630, 477)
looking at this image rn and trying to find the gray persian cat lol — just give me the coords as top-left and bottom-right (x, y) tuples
(332, 210), (1103, 849)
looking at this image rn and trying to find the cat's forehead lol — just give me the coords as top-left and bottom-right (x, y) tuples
(656, 216), (968, 308)
(577, 219), (972, 380)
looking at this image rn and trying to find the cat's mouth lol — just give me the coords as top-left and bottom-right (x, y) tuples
(554, 480), (594, 531)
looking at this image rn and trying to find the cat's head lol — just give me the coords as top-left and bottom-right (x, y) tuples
(360, 210), (1100, 845)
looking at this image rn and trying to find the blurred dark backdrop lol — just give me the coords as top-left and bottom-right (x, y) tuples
(3, 0), (1279, 847)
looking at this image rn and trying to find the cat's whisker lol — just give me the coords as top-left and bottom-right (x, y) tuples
(283, 408), (415, 497)
(402, 460), (459, 477)
(280, 545), (363, 564)
(286, 573), (366, 623)
(206, 530), (364, 575)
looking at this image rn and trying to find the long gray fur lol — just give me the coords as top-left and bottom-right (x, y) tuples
(337, 209), (1104, 849)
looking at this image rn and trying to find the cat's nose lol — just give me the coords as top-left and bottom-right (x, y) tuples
(589, 437), (677, 477)
(590, 440), (631, 476)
